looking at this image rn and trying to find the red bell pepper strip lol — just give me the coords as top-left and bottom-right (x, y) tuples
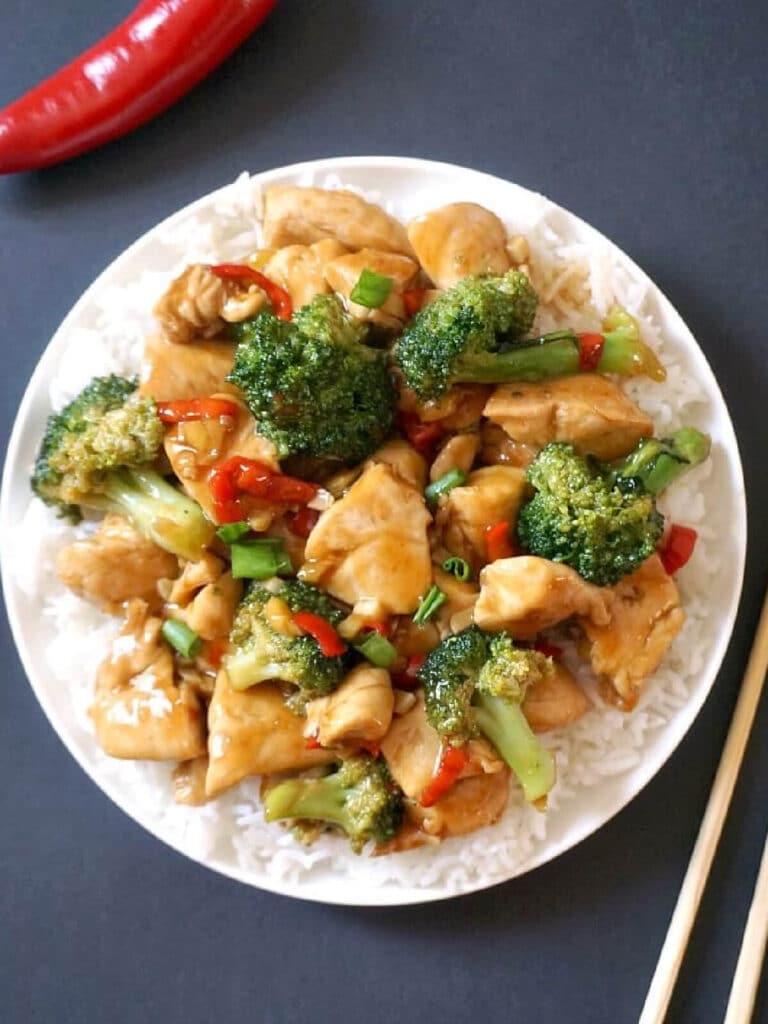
(156, 397), (239, 424)
(0, 0), (277, 175)
(363, 620), (391, 638)
(420, 744), (469, 808)
(485, 521), (515, 562)
(399, 412), (444, 455)
(208, 456), (318, 523)
(392, 653), (426, 691)
(403, 288), (428, 318)
(659, 524), (698, 575)
(576, 332), (606, 372)
(208, 264), (293, 321)
(305, 735), (323, 751)
(287, 507), (320, 539)
(292, 611), (347, 658)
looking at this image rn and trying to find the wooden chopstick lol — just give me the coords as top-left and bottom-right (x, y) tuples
(639, 584), (768, 1024)
(723, 830), (768, 1024)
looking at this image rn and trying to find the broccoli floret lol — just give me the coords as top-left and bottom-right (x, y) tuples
(224, 578), (347, 703)
(394, 270), (538, 400)
(263, 754), (403, 853)
(609, 427), (711, 496)
(31, 375), (213, 561)
(419, 627), (556, 803)
(228, 294), (396, 464)
(518, 443), (664, 586)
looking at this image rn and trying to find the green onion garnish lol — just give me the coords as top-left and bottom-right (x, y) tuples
(442, 556), (471, 581)
(349, 268), (394, 309)
(230, 538), (292, 580)
(413, 585), (447, 624)
(216, 521), (251, 543)
(162, 618), (202, 658)
(425, 468), (467, 507)
(355, 632), (397, 668)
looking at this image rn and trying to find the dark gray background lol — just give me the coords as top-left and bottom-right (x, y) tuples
(1, 2), (766, 1021)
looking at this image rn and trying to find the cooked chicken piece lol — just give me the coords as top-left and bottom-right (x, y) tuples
(154, 264), (266, 344)
(484, 375), (653, 462)
(301, 463), (432, 616)
(380, 694), (504, 801)
(264, 239), (349, 309)
(480, 421), (537, 469)
(399, 383), (491, 430)
(173, 756), (211, 805)
(407, 202), (511, 289)
(522, 662), (591, 733)
(262, 186), (413, 256)
(365, 438), (427, 491)
(583, 554), (685, 708)
(164, 394), (280, 529)
(91, 600), (206, 761)
(435, 465), (528, 574)
(167, 553), (242, 642)
(205, 677), (335, 796)
(432, 565), (479, 636)
(406, 769), (510, 838)
(139, 333), (238, 402)
(389, 618), (441, 660)
(57, 514), (178, 613)
(429, 433), (479, 482)
(474, 556), (611, 638)
(324, 248), (419, 329)
(305, 665), (394, 748)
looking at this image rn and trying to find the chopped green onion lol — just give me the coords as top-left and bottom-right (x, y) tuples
(216, 521), (251, 543)
(355, 632), (398, 668)
(425, 468), (467, 507)
(349, 268), (394, 309)
(230, 538), (292, 580)
(442, 556), (471, 581)
(162, 618), (202, 658)
(413, 585), (447, 624)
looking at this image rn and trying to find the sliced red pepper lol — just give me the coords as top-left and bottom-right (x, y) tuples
(208, 464), (243, 523)
(403, 288), (428, 317)
(203, 639), (229, 669)
(305, 735), (323, 751)
(576, 332), (605, 372)
(420, 744), (469, 808)
(292, 611), (347, 658)
(659, 524), (698, 575)
(399, 412), (444, 455)
(392, 653), (426, 690)
(287, 507), (320, 539)
(485, 521), (516, 562)
(363, 620), (391, 638)
(209, 263), (293, 321)
(208, 456), (318, 523)
(157, 397), (240, 424)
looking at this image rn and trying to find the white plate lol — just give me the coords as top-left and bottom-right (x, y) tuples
(0, 156), (746, 905)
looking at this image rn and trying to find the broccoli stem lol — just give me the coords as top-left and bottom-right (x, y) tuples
(611, 427), (711, 496)
(473, 692), (556, 804)
(224, 650), (287, 690)
(263, 776), (351, 831)
(455, 327), (666, 384)
(98, 467), (214, 562)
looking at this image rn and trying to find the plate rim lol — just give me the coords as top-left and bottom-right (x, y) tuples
(0, 154), (748, 906)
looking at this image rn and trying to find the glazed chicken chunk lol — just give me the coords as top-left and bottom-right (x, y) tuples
(365, 438), (428, 491)
(153, 264), (265, 344)
(583, 554), (685, 708)
(305, 664), (394, 749)
(522, 662), (591, 733)
(474, 556), (611, 637)
(57, 514), (178, 613)
(140, 334), (238, 402)
(483, 374), (654, 466)
(324, 248), (420, 329)
(91, 600), (207, 761)
(301, 463), (432, 616)
(407, 202), (511, 289)
(263, 238), (349, 309)
(166, 552), (242, 642)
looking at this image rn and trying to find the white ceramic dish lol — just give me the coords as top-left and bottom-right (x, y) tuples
(0, 156), (746, 905)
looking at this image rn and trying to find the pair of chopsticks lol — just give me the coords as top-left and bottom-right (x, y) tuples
(640, 586), (768, 1024)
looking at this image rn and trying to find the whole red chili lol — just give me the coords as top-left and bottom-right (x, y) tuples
(0, 0), (277, 174)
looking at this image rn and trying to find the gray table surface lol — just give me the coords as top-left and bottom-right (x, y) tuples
(2, 2), (767, 1021)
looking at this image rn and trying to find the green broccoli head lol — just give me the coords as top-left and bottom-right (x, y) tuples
(476, 633), (553, 702)
(420, 626), (489, 740)
(224, 577), (347, 703)
(227, 294), (397, 464)
(518, 443), (664, 586)
(263, 754), (404, 853)
(32, 374), (163, 514)
(394, 270), (538, 401)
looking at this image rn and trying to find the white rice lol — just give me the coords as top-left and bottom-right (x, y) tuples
(10, 170), (720, 895)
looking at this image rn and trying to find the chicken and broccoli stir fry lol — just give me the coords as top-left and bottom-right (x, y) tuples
(34, 188), (710, 853)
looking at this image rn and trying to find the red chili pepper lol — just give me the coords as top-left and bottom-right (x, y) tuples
(292, 611), (347, 658)
(576, 332), (605, 372)
(363, 620), (391, 638)
(485, 521), (515, 562)
(208, 456), (317, 523)
(305, 735), (323, 751)
(420, 744), (469, 808)
(403, 288), (428, 317)
(659, 524), (698, 575)
(532, 641), (563, 660)
(287, 507), (320, 539)
(392, 653), (425, 690)
(399, 413), (444, 455)
(204, 639), (228, 669)
(157, 397), (240, 424)
(209, 264), (293, 321)
(208, 464), (243, 523)
(0, 1), (277, 175)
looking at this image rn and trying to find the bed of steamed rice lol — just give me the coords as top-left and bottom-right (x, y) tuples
(9, 170), (720, 895)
